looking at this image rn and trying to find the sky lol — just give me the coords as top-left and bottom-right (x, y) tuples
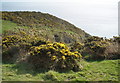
(1, 0), (119, 38)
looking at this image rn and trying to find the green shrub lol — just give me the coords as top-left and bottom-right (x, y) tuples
(2, 28), (47, 62)
(83, 36), (110, 60)
(113, 36), (120, 44)
(104, 36), (120, 60)
(2, 47), (20, 63)
(70, 42), (84, 53)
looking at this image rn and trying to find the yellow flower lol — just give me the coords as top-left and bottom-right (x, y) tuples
(74, 55), (79, 58)
(71, 53), (75, 55)
(60, 43), (65, 48)
(74, 51), (78, 54)
(47, 43), (53, 46)
(40, 45), (46, 47)
(51, 56), (57, 60)
(68, 52), (72, 56)
(62, 56), (65, 60)
(34, 37), (38, 40)
(49, 46), (55, 50)
(64, 53), (67, 55)
(61, 49), (65, 52)
(47, 52), (51, 54)
(54, 42), (66, 48)
(20, 31), (26, 34)
(35, 47), (41, 50)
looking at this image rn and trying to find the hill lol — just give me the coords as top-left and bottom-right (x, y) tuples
(1, 11), (119, 82)
(2, 11), (90, 43)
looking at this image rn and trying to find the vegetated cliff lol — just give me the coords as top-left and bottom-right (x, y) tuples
(2, 11), (90, 43)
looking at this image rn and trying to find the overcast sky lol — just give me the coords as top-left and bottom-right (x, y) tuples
(1, 0), (119, 38)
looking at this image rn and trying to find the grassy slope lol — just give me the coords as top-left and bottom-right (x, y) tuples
(2, 12), (87, 35)
(2, 12), (91, 43)
(2, 60), (119, 81)
(2, 20), (18, 31)
(2, 20), (29, 32)
(2, 20), (84, 43)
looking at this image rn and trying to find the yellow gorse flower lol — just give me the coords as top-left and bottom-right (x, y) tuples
(47, 52), (51, 54)
(47, 43), (53, 46)
(74, 51), (78, 54)
(59, 43), (65, 47)
(62, 56), (65, 60)
(20, 31), (26, 35)
(74, 55), (79, 58)
(51, 56), (57, 60)
(35, 47), (41, 50)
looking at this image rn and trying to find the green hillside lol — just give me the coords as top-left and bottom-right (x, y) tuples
(2, 11), (90, 43)
(2, 19), (87, 44)
(2, 20), (18, 31)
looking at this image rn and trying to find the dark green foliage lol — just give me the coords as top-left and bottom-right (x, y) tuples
(113, 36), (120, 43)
(105, 36), (120, 60)
(2, 47), (19, 63)
(70, 42), (84, 52)
(82, 36), (110, 60)
(81, 36), (120, 60)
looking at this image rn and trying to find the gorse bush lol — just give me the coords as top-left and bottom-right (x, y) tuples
(113, 36), (120, 43)
(2, 28), (47, 49)
(2, 35), (23, 62)
(83, 36), (110, 60)
(2, 35), (21, 48)
(2, 28), (47, 62)
(70, 42), (84, 53)
(2, 28), (82, 71)
(27, 42), (82, 71)
(104, 36), (120, 60)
